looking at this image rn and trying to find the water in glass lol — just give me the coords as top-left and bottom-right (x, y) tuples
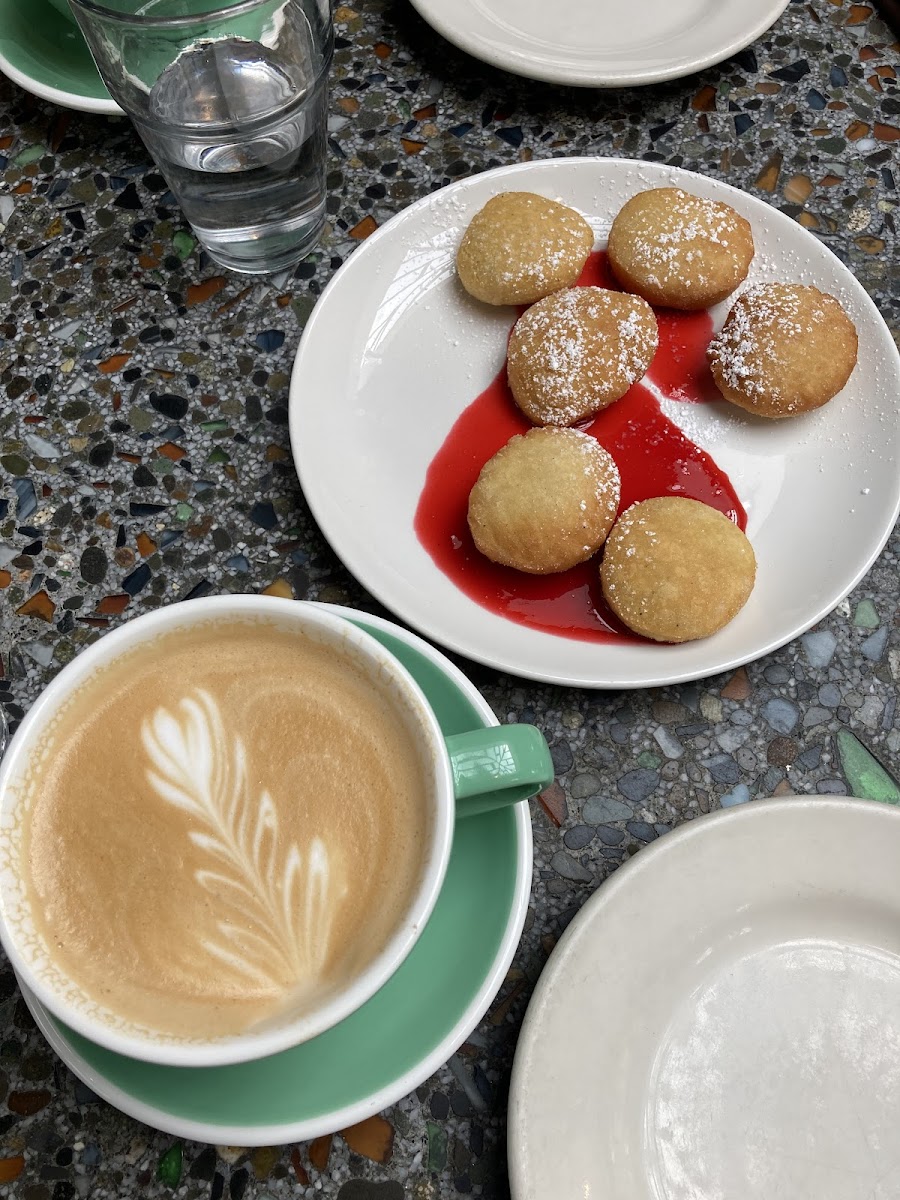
(141, 35), (327, 274)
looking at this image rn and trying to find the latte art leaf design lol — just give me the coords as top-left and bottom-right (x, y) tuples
(141, 689), (342, 992)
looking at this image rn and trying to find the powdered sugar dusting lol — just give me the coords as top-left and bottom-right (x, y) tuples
(506, 426), (621, 500)
(628, 189), (743, 285)
(509, 287), (658, 425)
(457, 192), (594, 304)
(707, 283), (839, 412)
(566, 427), (622, 501)
(609, 503), (661, 555)
(610, 187), (751, 302)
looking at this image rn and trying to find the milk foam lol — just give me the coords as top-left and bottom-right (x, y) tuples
(19, 619), (431, 1040)
(142, 688), (344, 991)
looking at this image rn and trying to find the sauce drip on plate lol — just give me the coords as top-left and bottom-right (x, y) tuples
(414, 251), (745, 644)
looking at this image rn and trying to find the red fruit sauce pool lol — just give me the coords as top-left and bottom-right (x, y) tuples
(413, 251), (745, 644)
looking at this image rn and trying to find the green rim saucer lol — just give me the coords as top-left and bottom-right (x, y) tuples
(18, 604), (532, 1144)
(0, 0), (121, 115)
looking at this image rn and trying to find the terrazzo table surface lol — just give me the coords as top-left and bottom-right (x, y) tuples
(2, 0), (900, 1196)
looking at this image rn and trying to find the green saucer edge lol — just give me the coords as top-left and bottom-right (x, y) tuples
(0, 0), (114, 107)
(50, 618), (521, 1126)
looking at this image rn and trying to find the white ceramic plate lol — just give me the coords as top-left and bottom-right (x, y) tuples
(289, 158), (900, 689)
(509, 797), (900, 1200)
(406, 0), (791, 87)
(15, 604), (533, 1145)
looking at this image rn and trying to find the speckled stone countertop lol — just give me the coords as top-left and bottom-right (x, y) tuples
(1, 0), (900, 1196)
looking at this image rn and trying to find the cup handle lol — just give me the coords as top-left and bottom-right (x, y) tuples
(444, 725), (554, 818)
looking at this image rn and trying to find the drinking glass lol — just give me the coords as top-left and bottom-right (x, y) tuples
(68, 0), (334, 274)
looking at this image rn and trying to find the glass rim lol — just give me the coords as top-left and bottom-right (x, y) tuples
(68, 0), (286, 28)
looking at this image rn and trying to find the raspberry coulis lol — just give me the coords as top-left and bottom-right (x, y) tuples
(413, 251), (745, 644)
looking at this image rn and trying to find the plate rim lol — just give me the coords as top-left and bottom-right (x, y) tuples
(17, 603), (533, 1145)
(0, 0), (122, 116)
(405, 0), (792, 87)
(506, 794), (893, 1200)
(289, 156), (900, 690)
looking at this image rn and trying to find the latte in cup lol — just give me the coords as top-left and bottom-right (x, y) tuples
(13, 618), (431, 1042)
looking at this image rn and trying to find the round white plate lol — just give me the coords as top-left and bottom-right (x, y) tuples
(289, 157), (900, 689)
(406, 0), (791, 87)
(509, 797), (900, 1200)
(15, 604), (532, 1145)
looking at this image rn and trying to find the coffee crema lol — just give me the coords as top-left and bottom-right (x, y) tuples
(19, 619), (431, 1040)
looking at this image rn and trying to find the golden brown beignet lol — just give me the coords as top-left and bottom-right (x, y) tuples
(468, 428), (620, 574)
(707, 283), (858, 418)
(607, 187), (754, 310)
(507, 287), (658, 426)
(600, 497), (756, 642)
(457, 192), (594, 306)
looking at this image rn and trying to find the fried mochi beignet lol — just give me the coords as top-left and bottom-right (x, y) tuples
(507, 287), (658, 426)
(607, 187), (754, 311)
(707, 283), (858, 418)
(468, 428), (621, 574)
(600, 497), (756, 642)
(457, 192), (594, 306)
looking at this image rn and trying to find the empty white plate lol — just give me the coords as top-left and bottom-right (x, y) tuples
(509, 798), (900, 1200)
(406, 0), (792, 86)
